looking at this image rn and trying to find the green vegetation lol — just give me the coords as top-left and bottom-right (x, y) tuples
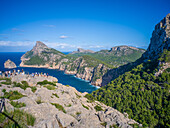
(0, 78), (12, 85)
(76, 112), (81, 116)
(0, 109), (36, 127)
(37, 80), (56, 86)
(70, 47), (145, 67)
(1, 90), (25, 100)
(66, 104), (72, 107)
(44, 85), (56, 90)
(10, 101), (26, 108)
(13, 81), (37, 93)
(94, 105), (103, 111)
(88, 50), (170, 127)
(100, 122), (107, 127)
(51, 103), (66, 113)
(75, 93), (81, 98)
(82, 104), (89, 110)
(24, 55), (45, 65)
(52, 93), (59, 98)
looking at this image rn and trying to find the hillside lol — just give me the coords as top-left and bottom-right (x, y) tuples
(70, 46), (145, 67)
(0, 74), (138, 128)
(86, 13), (170, 127)
(20, 41), (111, 86)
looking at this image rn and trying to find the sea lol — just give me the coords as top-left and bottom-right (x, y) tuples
(0, 52), (99, 93)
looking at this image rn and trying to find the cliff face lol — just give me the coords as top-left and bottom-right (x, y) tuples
(4, 59), (17, 69)
(142, 13), (170, 60)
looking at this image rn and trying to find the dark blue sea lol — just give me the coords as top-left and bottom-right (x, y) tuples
(0, 52), (98, 93)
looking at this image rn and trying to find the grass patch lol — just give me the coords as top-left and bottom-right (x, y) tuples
(84, 94), (95, 102)
(76, 112), (81, 116)
(37, 80), (56, 86)
(30, 86), (37, 93)
(1, 90), (25, 100)
(66, 104), (71, 107)
(75, 93), (81, 98)
(0, 78), (12, 85)
(10, 101), (26, 108)
(82, 104), (89, 110)
(44, 85), (56, 90)
(52, 93), (59, 98)
(0, 109), (36, 127)
(94, 105), (103, 111)
(101, 122), (107, 127)
(13, 81), (29, 90)
(51, 103), (66, 113)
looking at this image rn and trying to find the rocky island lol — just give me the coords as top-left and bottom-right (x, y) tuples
(4, 59), (17, 69)
(0, 74), (139, 128)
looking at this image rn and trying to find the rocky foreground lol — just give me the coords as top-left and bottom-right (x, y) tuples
(0, 74), (139, 128)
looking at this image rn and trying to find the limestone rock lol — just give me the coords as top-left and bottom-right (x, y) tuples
(4, 59), (16, 69)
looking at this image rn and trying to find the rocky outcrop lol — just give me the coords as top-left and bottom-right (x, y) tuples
(142, 13), (170, 61)
(70, 48), (95, 54)
(0, 75), (139, 128)
(4, 59), (17, 69)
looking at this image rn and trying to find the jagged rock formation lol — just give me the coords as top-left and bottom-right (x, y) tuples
(142, 13), (170, 60)
(4, 59), (17, 69)
(0, 75), (139, 128)
(70, 48), (95, 54)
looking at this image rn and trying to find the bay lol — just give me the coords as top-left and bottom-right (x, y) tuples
(0, 52), (98, 93)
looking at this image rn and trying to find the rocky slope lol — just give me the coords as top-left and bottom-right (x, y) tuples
(4, 59), (17, 69)
(20, 41), (111, 86)
(0, 75), (139, 128)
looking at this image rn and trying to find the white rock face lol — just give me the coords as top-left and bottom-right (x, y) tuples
(4, 59), (17, 69)
(0, 75), (139, 128)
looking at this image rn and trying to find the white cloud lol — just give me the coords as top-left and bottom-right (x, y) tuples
(0, 41), (34, 46)
(88, 45), (104, 48)
(59, 35), (68, 39)
(43, 24), (56, 28)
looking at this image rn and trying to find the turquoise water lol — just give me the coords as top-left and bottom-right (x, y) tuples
(0, 52), (98, 93)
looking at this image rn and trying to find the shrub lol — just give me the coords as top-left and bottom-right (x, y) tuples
(75, 93), (81, 98)
(0, 109), (36, 127)
(94, 105), (103, 111)
(36, 97), (43, 104)
(76, 112), (81, 116)
(82, 104), (89, 110)
(2, 90), (25, 100)
(30, 86), (37, 93)
(52, 93), (59, 98)
(10, 101), (26, 108)
(51, 103), (66, 113)
(44, 85), (56, 90)
(37, 80), (56, 86)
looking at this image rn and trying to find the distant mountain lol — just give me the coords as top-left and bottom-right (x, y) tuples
(70, 46), (145, 67)
(87, 13), (170, 127)
(70, 48), (95, 54)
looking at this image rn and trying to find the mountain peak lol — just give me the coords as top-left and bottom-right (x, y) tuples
(35, 41), (48, 48)
(142, 13), (170, 60)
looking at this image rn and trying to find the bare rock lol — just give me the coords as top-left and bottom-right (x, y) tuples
(4, 59), (16, 69)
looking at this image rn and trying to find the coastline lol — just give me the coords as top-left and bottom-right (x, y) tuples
(20, 63), (101, 88)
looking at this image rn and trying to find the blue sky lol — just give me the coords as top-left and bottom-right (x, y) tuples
(0, 0), (170, 52)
